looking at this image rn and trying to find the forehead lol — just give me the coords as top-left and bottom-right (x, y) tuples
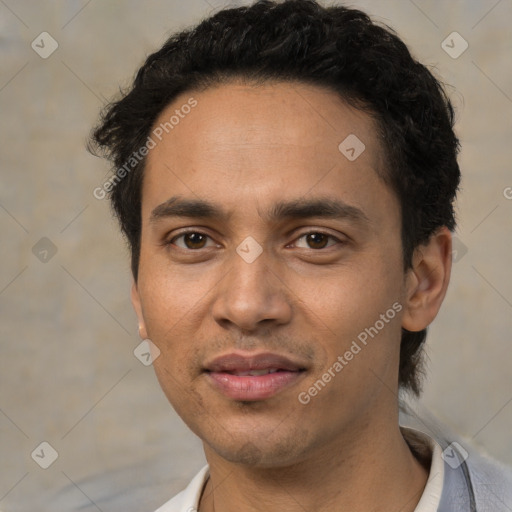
(142, 80), (395, 225)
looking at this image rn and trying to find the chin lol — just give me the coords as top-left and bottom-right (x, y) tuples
(203, 427), (312, 468)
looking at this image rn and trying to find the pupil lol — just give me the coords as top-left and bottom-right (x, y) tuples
(186, 233), (205, 248)
(308, 233), (327, 249)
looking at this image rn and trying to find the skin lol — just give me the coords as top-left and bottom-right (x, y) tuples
(131, 80), (452, 512)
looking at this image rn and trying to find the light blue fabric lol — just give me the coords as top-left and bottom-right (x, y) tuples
(458, 449), (512, 511)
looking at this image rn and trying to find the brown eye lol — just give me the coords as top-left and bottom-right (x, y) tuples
(170, 232), (213, 250)
(184, 233), (207, 249)
(293, 231), (340, 250)
(305, 233), (329, 249)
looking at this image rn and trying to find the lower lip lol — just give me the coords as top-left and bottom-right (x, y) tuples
(206, 371), (304, 401)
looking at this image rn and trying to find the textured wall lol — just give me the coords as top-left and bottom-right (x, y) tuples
(1, 1), (511, 510)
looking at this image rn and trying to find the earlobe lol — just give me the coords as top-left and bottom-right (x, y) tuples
(131, 281), (148, 339)
(402, 227), (453, 332)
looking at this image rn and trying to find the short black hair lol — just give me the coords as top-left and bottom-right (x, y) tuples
(89, 0), (461, 395)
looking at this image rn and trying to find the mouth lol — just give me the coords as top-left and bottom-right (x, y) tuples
(203, 352), (307, 401)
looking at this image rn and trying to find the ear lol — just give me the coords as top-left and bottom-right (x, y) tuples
(131, 281), (148, 339)
(402, 227), (453, 332)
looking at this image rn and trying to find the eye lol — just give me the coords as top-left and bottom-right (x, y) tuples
(292, 231), (342, 250)
(168, 231), (217, 250)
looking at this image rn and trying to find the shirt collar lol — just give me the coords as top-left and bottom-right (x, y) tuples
(401, 426), (445, 512)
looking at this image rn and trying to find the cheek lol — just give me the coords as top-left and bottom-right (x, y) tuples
(298, 258), (402, 333)
(295, 280), (404, 421)
(136, 280), (202, 397)
(138, 256), (205, 333)
(293, 254), (405, 385)
(147, 305), (206, 413)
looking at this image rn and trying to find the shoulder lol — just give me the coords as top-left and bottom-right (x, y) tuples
(401, 424), (512, 510)
(466, 449), (512, 510)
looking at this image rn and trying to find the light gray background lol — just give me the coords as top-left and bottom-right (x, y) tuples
(1, 1), (511, 511)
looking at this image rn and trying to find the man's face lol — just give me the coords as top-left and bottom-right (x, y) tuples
(133, 81), (409, 466)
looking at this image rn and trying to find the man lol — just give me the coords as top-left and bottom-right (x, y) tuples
(89, 1), (512, 510)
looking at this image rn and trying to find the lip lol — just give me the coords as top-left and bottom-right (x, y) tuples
(203, 351), (307, 401)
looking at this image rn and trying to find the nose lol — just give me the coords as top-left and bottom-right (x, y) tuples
(211, 246), (293, 333)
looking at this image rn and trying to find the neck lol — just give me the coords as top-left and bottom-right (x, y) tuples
(198, 419), (429, 512)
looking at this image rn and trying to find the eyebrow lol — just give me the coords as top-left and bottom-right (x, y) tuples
(150, 195), (370, 226)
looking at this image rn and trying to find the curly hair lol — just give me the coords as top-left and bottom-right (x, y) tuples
(89, 0), (460, 395)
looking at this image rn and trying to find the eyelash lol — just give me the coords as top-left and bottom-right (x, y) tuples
(165, 229), (344, 251)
